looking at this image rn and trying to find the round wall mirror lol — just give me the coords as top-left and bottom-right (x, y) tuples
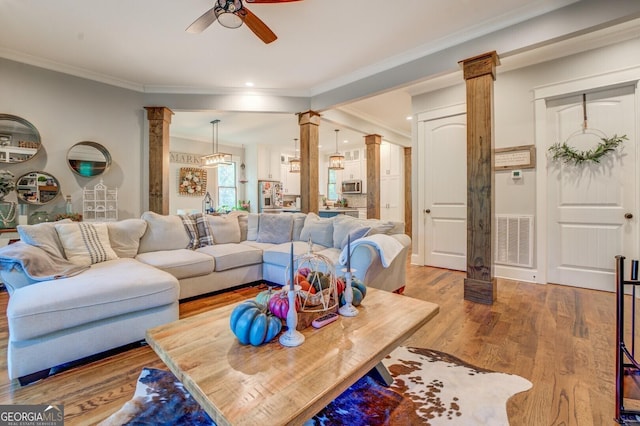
(67, 141), (111, 177)
(16, 171), (60, 205)
(0, 114), (42, 163)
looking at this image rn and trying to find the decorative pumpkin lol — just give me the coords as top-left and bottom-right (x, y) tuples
(352, 278), (367, 299)
(230, 300), (282, 346)
(268, 291), (301, 320)
(255, 288), (275, 307)
(335, 277), (346, 295)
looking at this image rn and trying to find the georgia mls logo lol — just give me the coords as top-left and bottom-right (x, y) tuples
(0, 404), (64, 426)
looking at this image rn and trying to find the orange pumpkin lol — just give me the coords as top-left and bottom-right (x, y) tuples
(298, 280), (316, 294)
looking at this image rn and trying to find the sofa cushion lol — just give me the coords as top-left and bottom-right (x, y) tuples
(332, 215), (371, 249)
(257, 213), (293, 244)
(300, 213), (334, 247)
(237, 212), (249, 241)
(207, 214), (241, 244)
(138, 211), (190, 253)
(55, 222), (119, 266)
(292, 213), (306, 241)
(17, 219), (72, 259)
(262, 241), (324, 267)
(247, 213), (259, 241)
(6, 258), (179, 341)
(107, 219), (147, 258)
(135, 249), (214, 280)
(197, 244), (262, 272)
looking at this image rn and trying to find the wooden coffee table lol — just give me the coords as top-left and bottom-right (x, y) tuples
(146, 287), (439, 425)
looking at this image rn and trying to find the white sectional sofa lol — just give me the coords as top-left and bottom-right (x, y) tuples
(0, 211), (410, 384)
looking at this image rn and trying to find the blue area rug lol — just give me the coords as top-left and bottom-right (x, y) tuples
(99, 346), (531, 425)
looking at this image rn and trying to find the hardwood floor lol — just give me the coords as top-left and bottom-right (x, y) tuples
(0, 264), (630, 425)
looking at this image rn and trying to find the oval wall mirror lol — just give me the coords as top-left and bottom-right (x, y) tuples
(16, 171), (60, 205)
(67, 141), (111, 177)
(0, 114), (42, 164)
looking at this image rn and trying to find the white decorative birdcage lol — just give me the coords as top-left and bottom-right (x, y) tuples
(284, 247), (339, 329)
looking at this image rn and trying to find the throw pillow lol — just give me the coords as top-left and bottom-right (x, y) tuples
(332, 215), (358, 248)
(55, 222), (118, 266)
(207, 214), (241, 244)
(299, 213), (334, 247)
(180, 214), (200, 250)
(256, 213), (293, 244)
(107, 219), (147, 258)
(17, 219), (72, 259)
(340, 225), (371, 249)
(138, 211), (190, 253)
(291, 213), (307, 241)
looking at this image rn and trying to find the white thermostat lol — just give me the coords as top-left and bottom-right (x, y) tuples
(511, 170), (522, 180)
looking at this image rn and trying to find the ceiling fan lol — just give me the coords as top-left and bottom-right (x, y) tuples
(186, 0), (301, 44)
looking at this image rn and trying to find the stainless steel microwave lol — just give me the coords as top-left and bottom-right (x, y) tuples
(342, 180), (362, 194)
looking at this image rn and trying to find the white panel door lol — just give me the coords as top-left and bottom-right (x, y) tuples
(547, 86), (637, 291)
(423, 114), (467, 270)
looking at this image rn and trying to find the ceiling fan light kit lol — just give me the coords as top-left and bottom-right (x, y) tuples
(202, 119), (232, 167)
(187, 0), (302, 44)
(214, 0), (244, 28)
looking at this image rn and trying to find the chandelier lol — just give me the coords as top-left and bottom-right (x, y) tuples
(328, 129), (345, 170)
(202, 119), (232, 168)
(289, 138), (301, 173)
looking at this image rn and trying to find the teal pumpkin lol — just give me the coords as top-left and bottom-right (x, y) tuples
(230, 300), (282, 346)
(338, 278), (367, 307)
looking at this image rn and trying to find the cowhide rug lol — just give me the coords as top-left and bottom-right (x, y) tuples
(99, 346), (531, 426)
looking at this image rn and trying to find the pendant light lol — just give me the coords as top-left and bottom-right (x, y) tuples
(289, 138), (301, 173)
(328, 129), (345, 170)
(239, 144), (248, 183)
(202, 119), (232, 167)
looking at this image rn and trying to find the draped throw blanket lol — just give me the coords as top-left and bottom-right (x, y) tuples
(339, 234), (404, 268)
(0, 241), (89, 281)
(180, 213), (213, 249)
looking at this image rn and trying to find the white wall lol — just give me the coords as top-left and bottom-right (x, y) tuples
(411, 35), (640, 276)
(0, 58), (145, 219)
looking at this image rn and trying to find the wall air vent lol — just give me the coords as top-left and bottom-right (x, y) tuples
(495, 215), (533, 267)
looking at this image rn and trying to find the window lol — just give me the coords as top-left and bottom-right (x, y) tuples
(217, 162), (236, 210)
(327, 168), (338, 201)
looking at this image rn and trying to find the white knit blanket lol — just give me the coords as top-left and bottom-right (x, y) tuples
(339, 234), (403, 268)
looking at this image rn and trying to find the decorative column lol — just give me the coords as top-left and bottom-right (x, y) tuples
(298, 110), (320, 214)
(365, 134), (382, 219)
(459, 51), (499, 305)
(144, 106), (173, 215)
(403, 147), (412, 237)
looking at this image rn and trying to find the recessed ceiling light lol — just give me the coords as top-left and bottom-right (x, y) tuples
(245, 82), (254, 87)
(406, 116), (413, 120)
(343, 139), (348, 144)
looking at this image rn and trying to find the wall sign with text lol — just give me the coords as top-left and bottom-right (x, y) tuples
(494, 145), (536, 170)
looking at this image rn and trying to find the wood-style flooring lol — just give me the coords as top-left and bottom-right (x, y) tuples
(0, 264), (632, 425)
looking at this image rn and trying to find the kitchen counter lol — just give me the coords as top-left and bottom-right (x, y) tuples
(280, 208), (359, 218)
(318, 208), (359, 218)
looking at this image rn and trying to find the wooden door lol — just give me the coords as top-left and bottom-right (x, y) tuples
(422, 113), (467, 270)
(547, 85), (637, 291)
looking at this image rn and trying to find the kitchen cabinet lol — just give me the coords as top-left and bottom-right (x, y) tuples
(280, 164), (300, 195)
(380, 175), (401, 221)
(343, 148), (363, 180)
(257, 146), (281, 181)
(380, 142), (402, 177)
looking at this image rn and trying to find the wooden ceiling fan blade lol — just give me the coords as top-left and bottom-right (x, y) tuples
(241, 8), (277, 44)
(186, 7), (218, 33)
